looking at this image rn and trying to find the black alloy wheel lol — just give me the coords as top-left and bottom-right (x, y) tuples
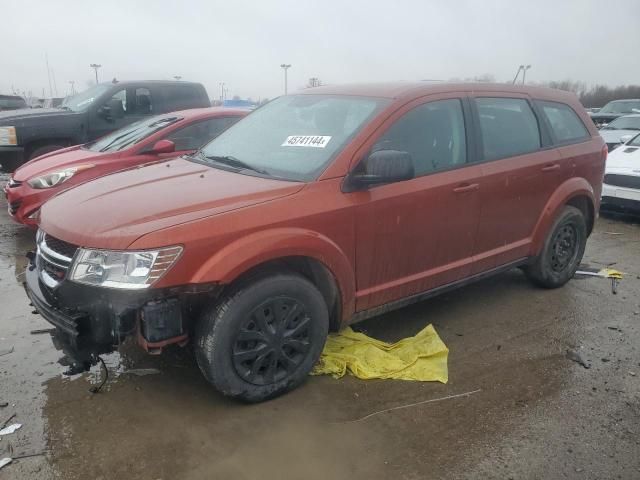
(232, 297), (312, 386)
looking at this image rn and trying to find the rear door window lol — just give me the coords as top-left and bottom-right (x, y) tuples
(371, 99), (467, 176)
(475, 97), (541, 161)
(164, 117), (240, 151)
(537, 101), (589, 143)
(134, 88), (153, 115)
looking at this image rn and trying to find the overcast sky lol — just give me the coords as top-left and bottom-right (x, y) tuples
(2, 0), (639, 101)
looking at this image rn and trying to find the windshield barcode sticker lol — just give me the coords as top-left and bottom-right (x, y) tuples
(282, 135), (332, 148)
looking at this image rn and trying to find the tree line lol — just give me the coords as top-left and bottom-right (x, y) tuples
(537, 81), (640, 108)
(451, 75), (640, 108)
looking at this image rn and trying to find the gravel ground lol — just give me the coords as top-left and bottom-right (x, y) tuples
(1, 177), (639, 479)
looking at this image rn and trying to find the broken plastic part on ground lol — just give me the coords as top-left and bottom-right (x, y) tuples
(312, 324), (448, 382)
(0, 423), (22, 436)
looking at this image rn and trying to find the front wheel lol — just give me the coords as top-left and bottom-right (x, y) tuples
(525, 205), (587, 289)
(195, 273), (329, 402)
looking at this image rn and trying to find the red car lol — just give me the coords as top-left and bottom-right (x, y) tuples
(4, 107), (247, 226)
(25, 83), (605, 402)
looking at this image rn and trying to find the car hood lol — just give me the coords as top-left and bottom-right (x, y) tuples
(0, 108), (78, 125)
(39, 158), (305, 249)
(600, 129), (640, 143)
(606, 144), (640, 172)
(13, 146), (108, 181)
(590, 112), (622, 120)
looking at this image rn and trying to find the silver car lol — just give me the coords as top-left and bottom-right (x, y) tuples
(599, 114), (640, 151)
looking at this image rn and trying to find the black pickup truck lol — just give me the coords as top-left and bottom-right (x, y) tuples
(0, 80), (210, 172)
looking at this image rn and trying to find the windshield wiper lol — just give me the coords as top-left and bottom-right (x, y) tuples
(202, 154), (270, 175)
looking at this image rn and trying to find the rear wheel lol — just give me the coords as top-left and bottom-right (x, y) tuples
(194, 273), (329, 402)
(525, 205), (586, 288)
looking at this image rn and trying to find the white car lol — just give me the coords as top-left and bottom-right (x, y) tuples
(599, 114), (640, 151)
(602, 133), (640, 211)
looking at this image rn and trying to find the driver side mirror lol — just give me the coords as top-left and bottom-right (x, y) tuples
(148, 139), (176, 155)
(343, 150), (414, 192)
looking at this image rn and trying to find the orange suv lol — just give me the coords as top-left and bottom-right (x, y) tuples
(25, 83), (606, 402)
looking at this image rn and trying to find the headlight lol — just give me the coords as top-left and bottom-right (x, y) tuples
(27, 164), (94, 189)
(69, 246), (183, 289)
(0, 127), (17, 146)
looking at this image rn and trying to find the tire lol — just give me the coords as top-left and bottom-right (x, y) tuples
(525, 205), (587, 289)
(194, 273), (329, 402)
(29, 144), (65, 161)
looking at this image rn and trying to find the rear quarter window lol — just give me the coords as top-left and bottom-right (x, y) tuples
(475, 97), (541, 161)
(537, 101), (589, 144)
(160, 85), (208, 111)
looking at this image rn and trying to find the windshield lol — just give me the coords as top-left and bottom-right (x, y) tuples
(61, 84), (112, 112)
(599, 100), (640, 115)
(603, 116), (640, 131)
(85, 115), (182, 152)
(628, 133), (640, 147)
(198, 95), (388, 181)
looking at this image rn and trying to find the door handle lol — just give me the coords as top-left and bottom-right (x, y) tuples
(541, 164), (560, 172)
(453, 183), (479, 193)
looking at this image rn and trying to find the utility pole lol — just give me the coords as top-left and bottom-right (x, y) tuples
(45, 53), (53, 97)
(522, 65), (531, 85)
(89, 64), (102, 84)
(280, 64), (291, 95)
(69, 80), (76, 95)
(219, 82), (225, 101)
(512, 65), (523, 84)
(52, 68), (58, 96)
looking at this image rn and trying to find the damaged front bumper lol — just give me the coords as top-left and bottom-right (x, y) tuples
(24, 251), (219, 373)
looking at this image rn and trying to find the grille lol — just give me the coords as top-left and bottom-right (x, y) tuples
(36, 231), (79, 288)
(604, 174), (640, 189)
(9, 200), (21, 215)
(44, 235), (78, 259)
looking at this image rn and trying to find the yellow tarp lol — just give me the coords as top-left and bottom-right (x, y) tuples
(311, 324), (448, 383)
(599, 268), (623, 279)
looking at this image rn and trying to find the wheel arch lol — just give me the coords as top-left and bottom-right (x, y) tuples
(530, 177), (596, 256)
(190, 228), (355, 330)
(25, 138), (74, 159)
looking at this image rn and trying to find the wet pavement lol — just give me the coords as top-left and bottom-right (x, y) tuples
(1, 175), (639, 479)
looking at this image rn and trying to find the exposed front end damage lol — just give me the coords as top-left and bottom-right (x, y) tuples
(23, 231), (220, 374)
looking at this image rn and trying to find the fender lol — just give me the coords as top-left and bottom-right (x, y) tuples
(190, 227), (356, 320)
(529, 177), (595, 256)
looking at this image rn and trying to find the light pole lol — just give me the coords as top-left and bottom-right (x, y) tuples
(219, 82), (225, 102)
(280, 64), (291, 95)
(522, 65), (531, 85)
(68, 80), (75, 95)
(89, 64), (102, 84)
(512, 65), (523, 84)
